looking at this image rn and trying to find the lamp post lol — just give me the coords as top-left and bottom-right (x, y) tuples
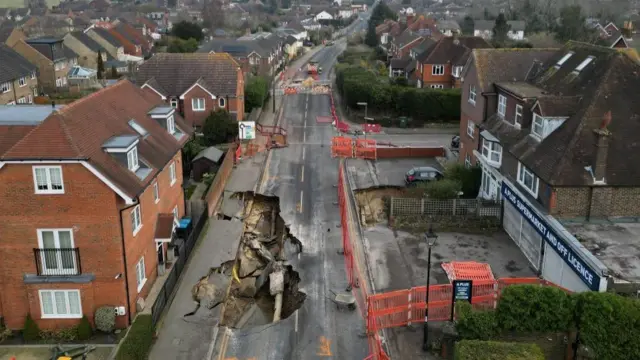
(356, 101), (368, 138)
(423, 225), (438, 352)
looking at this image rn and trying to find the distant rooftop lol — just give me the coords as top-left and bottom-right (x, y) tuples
(0, 105), (64, 126)
(102, 134), (138, 149)
(26, 37), (63, 44)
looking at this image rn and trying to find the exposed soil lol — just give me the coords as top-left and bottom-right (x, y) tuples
(355, 187), (407, 225)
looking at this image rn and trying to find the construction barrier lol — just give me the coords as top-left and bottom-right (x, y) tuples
(331, 137), (378, 160)
(234, 144), (242, 162)
(366, 277), (569, 332)
(363, 123), (382, 133)
(331, 137), (354, 158)
(376, 147), (445, 159)
(354, 139), (377, 160)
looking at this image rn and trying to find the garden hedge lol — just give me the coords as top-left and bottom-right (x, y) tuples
(496, 285), (574, 333)
(115, 314), (154, 360)
(455, 340), (545, 360)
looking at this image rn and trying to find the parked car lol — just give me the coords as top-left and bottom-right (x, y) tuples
(405, 166), (444, 186)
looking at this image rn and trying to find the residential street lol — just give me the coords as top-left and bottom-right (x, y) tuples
(218, 39), (369, 360)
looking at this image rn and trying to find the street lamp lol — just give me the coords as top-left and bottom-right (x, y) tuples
(356, 101), (368, 138)
(423, 225), (438, 352)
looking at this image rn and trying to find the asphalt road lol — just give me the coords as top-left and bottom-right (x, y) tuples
(220, 43), (369, 360)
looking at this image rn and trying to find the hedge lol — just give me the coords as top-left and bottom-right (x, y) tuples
(335, 65), (461, 124)
(115, 314), (154, 360)
(455, 340), (545, 360)
(455, 302), (498, 340)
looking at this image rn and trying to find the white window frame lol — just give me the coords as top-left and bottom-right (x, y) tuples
(167, 114), (175, 134)
(37, 229), (77, 275)
(466, 119), (475, 138)
(17, 96), (27, 104)
(464, 153), (471, 168)
(153, 181), (159, 203)
(1, 81), (11, 93)
(169, 162), (176, 186)
(481, 138), (502, 165)
(127, 147), (139, 172)
(497, 94), (507, 118)
(517, 162), (539, 197)
(452, 66), (462, 77)
(192, 98), (205, 112)
(173, 205), (179, 221)
(33, 166), (64, 194)
(31, 71), (36, 79)
(575, 56), (594, 73)
(28, 94), (33, 103)
(432, 65), (444, 75)
(131, 205), (142, 236)
(39, 289), (82, 319)
(218, 97), (226, 108)
(532, 113), (544, 138)
(468, 85), (476, 105)
(19, 77), (26, 87)
(430, 84), (444, 89)
(556, 52), (573, 67)
(135, 257), (147, 293)
(514, 104), (523, 127)
(170, 98), (178, 108)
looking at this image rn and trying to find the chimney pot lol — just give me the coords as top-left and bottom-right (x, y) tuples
(593, 126), (612, 183)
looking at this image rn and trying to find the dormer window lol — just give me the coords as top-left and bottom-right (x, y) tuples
(574, 56), (595, 73)
(127, 146), (139, 172)
(167, 114), (175, 134)
(555, 52), (573, 67)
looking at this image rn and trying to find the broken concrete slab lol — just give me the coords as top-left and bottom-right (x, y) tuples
(220, 191), (244, 219)
(239, 256), (263, 278)
(237, 277), (258, 298)
(225, 152), (266, 193)
(269, 269), (284, 296)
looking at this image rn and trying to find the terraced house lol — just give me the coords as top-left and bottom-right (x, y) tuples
(0, 80), (191, 330)
(0, 44), (38, 105)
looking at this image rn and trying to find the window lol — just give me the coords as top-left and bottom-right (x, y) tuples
(131, 205), (142, 235)
(28, 94), (33, 103)
(481, 138), (502, 165)
(192, 98), (205, 111)
(532, 114), (544, 138)
(218, 97), (226, 108)
(167, 115), (175, 134)
(153, 181), (159, 203)
(430, 84), (444, 89)
(468, 85), (476, 105)
(31, 71), (36, 79)
(37, 229), (76, 274)
(452, 66), (462, 77)
(514, 105), (523, 127)
(169, 162), (176, 185)
(62, 77), (67, 86)
(432, 65), (444, 75)
(497, 94), (507, 118)
(170, 98), (178, 108)
(33, 87), (38, 96)
(464, 154), (471, 168)
(127, 147), (139, 172)
(33, 166), (64, 194)
(1, 82), (10, 93)
(173, 205), (179, 221)
(17, 97), (27, 104)
(556, 52), (573, 67)
(56, 78), (62, 87)
(19, 77), (26, 86)
(517, 162), (539, 197)
(39, 290), (82, 319)
(6, 101), (15, 105)
(135, 257), (146, 293)
(574, 56), (595, 72)
(466, 119), (475, 138)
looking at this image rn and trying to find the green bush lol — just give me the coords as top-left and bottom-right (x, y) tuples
(22, 313), (40, 341)
(455, 340), (545, 360)
(95, 306), (116, 333)
(576, 291), (640, 360)
(445, 164), (482, 199)
(496, 285), (575, 333)
(40, 327), (78, 342)
(455, 302), (498, 340)
(244, 76), (269, 112)
(77, 315), (93, 340)
(115, 314), (154, 360)
(419, 179), (462, 200)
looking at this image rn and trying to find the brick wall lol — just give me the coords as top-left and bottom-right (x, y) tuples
(376, 147), (444, 158)
(11, 40), (55, 91)
(421, 64), (452, 88)
(553, 186), (640, 219)
(0, 74), (37, 105)
(205, 144), (237, 216)
(182, 85), (220, 128)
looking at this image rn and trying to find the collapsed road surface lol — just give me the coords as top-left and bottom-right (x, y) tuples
(216, 39), (369, 360)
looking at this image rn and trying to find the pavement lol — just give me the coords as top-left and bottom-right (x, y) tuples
(216, 37), (369, 360)
(149, 219), (243, 360)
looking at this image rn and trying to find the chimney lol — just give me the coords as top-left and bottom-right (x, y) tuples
(452, 31), (459, 45)
(592, 111), (612, 183)
(407, 14), (415, 28)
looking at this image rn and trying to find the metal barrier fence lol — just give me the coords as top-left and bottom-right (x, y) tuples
(366, 278), (567, 332)
(150, 204), (209, 328)
(389, 198), (502, 218)
(332, 137), (378, 160)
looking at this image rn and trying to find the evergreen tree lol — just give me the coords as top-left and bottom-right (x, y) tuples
(461, 16), (475, 35)
(365, 23), (379, 47)
(110, 66), (118, 79)
(97, 50), (104, 79)
(492, 14), (511, 44)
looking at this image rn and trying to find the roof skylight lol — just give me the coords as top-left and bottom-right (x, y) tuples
(556, 52), (573, 67)
(575, 56), (595, 72)
(128, 119), (148, 136)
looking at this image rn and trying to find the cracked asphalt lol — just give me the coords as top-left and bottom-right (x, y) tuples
(219, 40), (369, 360)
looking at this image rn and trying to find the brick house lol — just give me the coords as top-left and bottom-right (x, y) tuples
(63, 31), (108, 70)
(458, 48), (557, 167)
(0, 80), (191, 330)
(414, 36), (491, 89)
(135, 53), (245, 129)
(8, 37), (72, 92)
(389, 30), (424, 59)
(86, 27), (126, 61)
(0, 44), (39, 105)
(471, 42), (640, 221)
(107, 27), (142, 57)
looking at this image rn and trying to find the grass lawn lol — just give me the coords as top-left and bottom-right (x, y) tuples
(0, 346), (114, 360)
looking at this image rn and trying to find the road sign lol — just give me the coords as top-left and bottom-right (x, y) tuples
(239, 121), (256, 140)
(451, 280), (473, 320)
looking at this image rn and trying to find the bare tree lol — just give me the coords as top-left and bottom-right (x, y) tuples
(203, 0), (225, 29)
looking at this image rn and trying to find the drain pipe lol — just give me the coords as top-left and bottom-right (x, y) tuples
(270, 263), (285, 322)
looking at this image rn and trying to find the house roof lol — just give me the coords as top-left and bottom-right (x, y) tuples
(470, 48), (558, 92)
(393, 30), (422, 48)
(64, 44), (78, 59)
(26, 37), (67, 61)
(1, 80), (192, 198)
(485, 42), (640, 186)
(70, 31), (103, 52)
(193, 146), (224, 163)
(89, 27), (122, 47)
(135, 53), (240, 98)
(436, 19), (460, 31)
(0, 44), (36, 84)
(0, 23), (15, 43)
(474, 20), (525, 31)
(418, 36), (492, 66)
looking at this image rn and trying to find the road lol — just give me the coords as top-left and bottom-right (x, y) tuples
(218, 38), (369, 360)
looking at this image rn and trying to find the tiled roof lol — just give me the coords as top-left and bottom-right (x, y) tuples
(136, 53), (241, 97)
(0, 125), (36, 156)
(2, 80), (192, 198)
(0, 44), (36, 84)
(418, 36), (491, 66)
(474, 20), (525, 31)
(89, 27), (121, 47)
(26, 37), (66, 61)
(70, 31), (103, 52)
(393, 30), (421, 48)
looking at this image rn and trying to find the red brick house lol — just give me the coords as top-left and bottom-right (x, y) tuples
(136, 53), (245, 130)
(415, 36), (491, 89)
(0, 80), (191, 330)
(107, 27), (141, 56)
(458, 48), (557, 167)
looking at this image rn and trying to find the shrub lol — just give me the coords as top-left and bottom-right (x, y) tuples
(496, 285), (575, 333)
(95, 306), (116, 333)
(444, 164), (482, 199)
(0, 326), (12, 342)
(22, 313), (40, 341)
(40, 327), (78, 342)
(115, 314), (154, 360)
(77, 315), (93, 341)
(455, 302), (498, 340)
(455, 340), (545, 360)
(419, 179), (462, 200)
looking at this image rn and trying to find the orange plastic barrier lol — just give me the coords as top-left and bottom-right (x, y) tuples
(331, 137), (354, 158)
(355, 139), (377, 160)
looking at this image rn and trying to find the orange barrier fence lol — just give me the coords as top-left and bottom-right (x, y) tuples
(331, 137), (378, 160)
(367, 277), (567, 331)
(376, 147), (445, 159)
(354, 139), (377, 160)
(332, 137), (355, 158)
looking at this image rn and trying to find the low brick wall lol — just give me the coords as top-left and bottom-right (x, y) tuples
(376, 147), (445, 158)
(205, 143), (237, 216)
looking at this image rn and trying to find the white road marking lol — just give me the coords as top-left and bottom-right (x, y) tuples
(303, 131), (306, 142)
(302, 146), (306, 160)
(301, 164), (305, 182)
(300, 190), (304, 212)
(295, 310), (299, 332)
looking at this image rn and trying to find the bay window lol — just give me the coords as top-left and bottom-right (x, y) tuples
(481, 138), (502, 165)
(517, 162), (539, 197)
